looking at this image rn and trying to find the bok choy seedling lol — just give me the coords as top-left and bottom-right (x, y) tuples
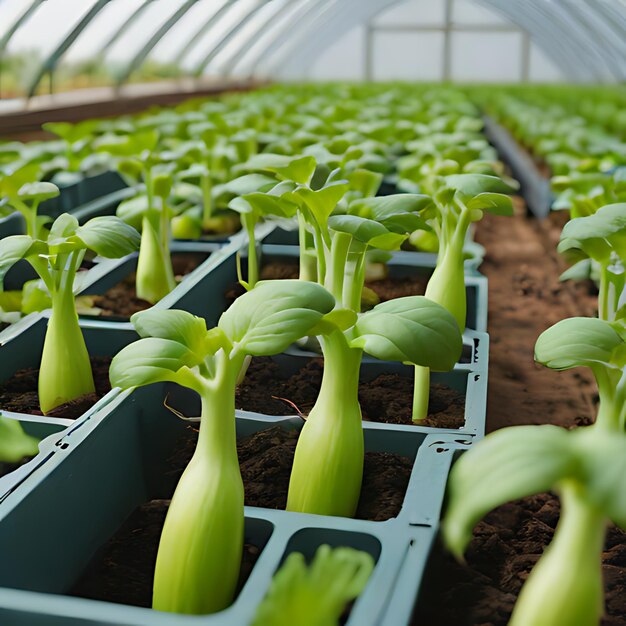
(412, 173), (515, 422)
(252, 545), (374, 626)
(558, 203), (626, 321)
(444, 316), (626, 626)
(0, 165), (58, 237)
(0, 213), (140, 414)
(287, 295), (462, 517)
(97, 130), (177, 304)
(109, 281), (335, 615)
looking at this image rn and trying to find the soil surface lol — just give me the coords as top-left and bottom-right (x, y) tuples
(236, 357), (466, 429)
(71, 499), (261, 609)
(92, 252), (208, 320)
(0, 356), (111, 419)
(71, 425), (412, 608)
(166, 425), (412, 522)
(0, 456), (32, 480)
(413, 201), (625, 625)
(224, 260), (430, 308)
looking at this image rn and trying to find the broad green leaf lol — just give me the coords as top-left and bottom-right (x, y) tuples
(346, 169), (383, 197)
(110, 337), (202, 390)
(443, 425), (575, 557)
(0, 163), (40, 198)
(213, 173), (277, 199)
(292, 182), (349, 224)
(0, 290), (22, 312)
(236, 154), (316, 185)
(535, 317), (624, 370)
(559, 259), (592, 282)
(229, 192), (298, 219)
(48, 213), (79, 244)
(328, 214), (407, 250)
(444, 173), (517, 196)
(349, 194), (433, 221)
(117, 194), (150, 230)
(0, 236), (41, 287)
(349, 296), (462, 369)
(309, 308), (358, 335)
(131, 309), (210, 356)
(219, 280), (334, 355)
(466, 192), (514, 216)
(17, 182), (59, 202)
(74, 216), (141, 258)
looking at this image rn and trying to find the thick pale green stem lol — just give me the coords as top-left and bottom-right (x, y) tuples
(593, 366), (624, 431)
(241, 214), (258, 289)
(324, 232), (352, 303)
(344, 251), (367, 313)
(298, 214), (317, 282)
(510, 481), (606, 626)
(39, 285), (94, 414)
(0, 417), (39, 462)
(412, 365), (430, 422)
(153, 362), (244, 615)
(413, 218), (466, 422)
(287, 330), (364, 517)
(136, 214), (176, 304)
(201, 172), (213, 226)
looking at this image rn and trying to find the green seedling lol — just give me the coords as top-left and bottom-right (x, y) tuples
(109, 281), (335, 615)
(252, 545), (375, 626)
(0, 213), (140, 413)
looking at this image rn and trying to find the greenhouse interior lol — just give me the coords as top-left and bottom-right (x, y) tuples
(0, 0), (624, 625)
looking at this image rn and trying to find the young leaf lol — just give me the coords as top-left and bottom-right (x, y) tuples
(349, 296), (462, 370)
(0, 236), (41, 287)
(443, 425), (575, 558)
(535, 317), (624, 370)
(17, 182), (60, 203)
(466, 192), (514, 216)
(218, 280), (335, 355)
(74, 216), (141, 258)
(328, 214), (407, 250)
(444, 173), (517, 196)
(109, 337), (203, 390)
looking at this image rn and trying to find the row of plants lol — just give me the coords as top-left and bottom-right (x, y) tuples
(443, 202), (626, 626)
(0, 84), (515, 624)
(479, 87), (626, 216)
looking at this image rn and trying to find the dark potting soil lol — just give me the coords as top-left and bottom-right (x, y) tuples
(236, 357), (466, 429)
(224, 260), (430, 308)
(70, 499), (261, 610)
(0, 356), (111, 419)
(0, 456), (32, 480)
(166, 425), (412, 522)
(92, 252), (209, 319)
(70, 425), (411, 609)
(414, 202), (625, 624)
(413, 492), (626, 626)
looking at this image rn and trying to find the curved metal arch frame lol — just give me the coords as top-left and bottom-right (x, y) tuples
(26, 0), (111, 98)
(193, 0), (270, 77)
(94, 0), (156, 60)
(114, 0), (201, 87)
(561, 0), (626, 81)
(0, 0), (46, 54)
(480, 0), (594, 81)
(246, 0), (334, 77)
(217, 0), (292, 77)
(258, 0), (351, 78)
(538, 0), (619, 82)
(267, 0), (623, 83)
(171, 0), (238, 68)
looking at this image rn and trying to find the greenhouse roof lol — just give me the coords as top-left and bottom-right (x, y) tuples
(0, 0), (624, 99)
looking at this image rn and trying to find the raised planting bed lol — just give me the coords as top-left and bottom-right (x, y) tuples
(167, 239), (488, 333)
(0, 383), (468, 626)
(483, 115), (552, 219)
